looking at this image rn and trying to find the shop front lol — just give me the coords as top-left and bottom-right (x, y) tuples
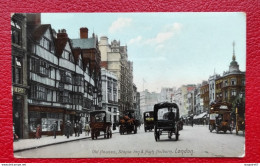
(12, 86), (28, 139)
(28, 105), (64, 138)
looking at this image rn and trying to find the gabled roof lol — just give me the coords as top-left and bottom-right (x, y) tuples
(71, 38), (97, 49)
(72, 47), (81, 63)
(32, 24), (51, 41)
(55, 37), (69, 57)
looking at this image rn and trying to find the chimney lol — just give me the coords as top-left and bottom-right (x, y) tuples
(80, 27), (88, 39)
(57, 29), (68, 39)
(26, 13), (41, 26)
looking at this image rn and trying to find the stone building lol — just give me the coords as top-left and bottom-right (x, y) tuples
(11, 13), (28, 138)
(215, 44), (245, 104)
(100, 68), (119, 124)
(99, 36), (134, 115)
(200, 81), (209, 113)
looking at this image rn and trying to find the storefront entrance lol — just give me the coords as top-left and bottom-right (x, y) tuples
(13, 95), (24, 139)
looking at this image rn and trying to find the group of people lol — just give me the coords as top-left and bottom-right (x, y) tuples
(32, 120), (91, 139)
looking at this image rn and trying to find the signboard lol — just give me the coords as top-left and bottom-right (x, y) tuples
(220, 105), (228, 109)
(13, 86), (26, 94)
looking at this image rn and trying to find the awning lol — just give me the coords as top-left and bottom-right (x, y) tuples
(193, 112), (207, 119)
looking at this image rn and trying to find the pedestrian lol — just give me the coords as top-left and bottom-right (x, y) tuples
(79, 121), (83, 134)
(74, 123), (78, 137)
(52, 121), (58, 139)
(13, 123), (18, 142)
(65, 120), (71, 139)
(36, 124), (41, 139)
(60, 121), (64, 135)
(85, 123), (90, 136)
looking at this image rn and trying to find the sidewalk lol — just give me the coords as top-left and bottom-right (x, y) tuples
(13, 128), (119, 152)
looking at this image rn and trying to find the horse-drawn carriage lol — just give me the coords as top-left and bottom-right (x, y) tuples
(153, 102), (180, 141)
(143, 111), (154, 132)
(209, 102), (233, 134)
(89, 111), (112, 140)
(119, 110), (140, 135)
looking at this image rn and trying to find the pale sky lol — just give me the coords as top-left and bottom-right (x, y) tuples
(42, 13), (246, 93)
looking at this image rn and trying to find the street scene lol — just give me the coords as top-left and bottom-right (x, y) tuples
(14, 125), (245, 158)
(12, 13), (245, 158)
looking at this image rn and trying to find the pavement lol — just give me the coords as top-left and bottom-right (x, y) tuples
(13, 128), (119, 153)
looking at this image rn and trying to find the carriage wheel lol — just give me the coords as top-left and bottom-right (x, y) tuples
(110, 129), (112, 138)
(154, 127), (158, 141)
(119, 126), (123, 135)
(168, 132), (172, 139)
(209, 125), (213, 132)
(134, 125), (137, 134)
(175, 127), (179, 141)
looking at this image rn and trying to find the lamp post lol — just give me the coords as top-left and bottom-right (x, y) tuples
(235, 91), (245, 135)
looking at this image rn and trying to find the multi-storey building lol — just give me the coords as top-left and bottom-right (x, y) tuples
(216, 46), (245, 104)
(160, 87), (176, 102)
(101, 68), (118, 124)
(200, 81), (209, 113)
(11, 13), (28, 138)
(20, 14), (102, 138)
(133, 84), (141, 121)
(140, 89), (160, 119)
(71, 28), (102, 113)
(208, 73), (220, 104)
(99, 37), (134, 115)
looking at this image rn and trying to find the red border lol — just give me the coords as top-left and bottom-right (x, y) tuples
(1, 0), (259, 163)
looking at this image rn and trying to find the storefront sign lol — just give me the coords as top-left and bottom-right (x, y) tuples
(13, 86), (26, 94)
(220, 105), (228, 109)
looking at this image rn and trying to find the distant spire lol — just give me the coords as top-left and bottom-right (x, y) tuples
(232, 41), (236, 61)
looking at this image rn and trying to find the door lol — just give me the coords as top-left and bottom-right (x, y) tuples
(13, 95), (24, 138)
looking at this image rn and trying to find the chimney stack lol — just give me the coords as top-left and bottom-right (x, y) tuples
(26, 13), (41, 26)
(80, 27), (88, 39)
(57, 29), (68, 39)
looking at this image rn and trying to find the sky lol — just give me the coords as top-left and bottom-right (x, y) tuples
(42, 13), (246, 93)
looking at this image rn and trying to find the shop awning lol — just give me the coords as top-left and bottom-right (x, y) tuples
(193, 112), (207, 119)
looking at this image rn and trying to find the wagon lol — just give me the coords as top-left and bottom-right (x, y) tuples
(89, 111), (112, 140)
(209, 102), (233, 134)
(119, 110), (139, 135)
(143, 111), (154, 132)
(153, 102), (180, 141)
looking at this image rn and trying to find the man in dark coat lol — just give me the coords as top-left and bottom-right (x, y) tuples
(52, 121), (58, 139)
(65, 120), (71, 139)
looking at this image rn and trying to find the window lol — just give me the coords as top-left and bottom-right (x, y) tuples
(60, 70), (72, 84)
(39, 60), (49, 76)
(231, 90), (237, 96)
(73, 94), (82, 105)
(59, 91), (70, 103)
(224, 80), (228, 87)
(30, 85), (47, 100)
(11, 20), (22, 46)
(12, 56), (23, 84)
(242, 79), (245, 86)
(231, 79), (237, 86)
(75, 75), (83, 86)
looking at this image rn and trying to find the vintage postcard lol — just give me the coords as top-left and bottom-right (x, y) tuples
(12, 12), (245, 158)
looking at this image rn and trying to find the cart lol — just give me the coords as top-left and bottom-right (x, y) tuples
(153, 102), (180, 141)
(89, 111), (112, 140)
